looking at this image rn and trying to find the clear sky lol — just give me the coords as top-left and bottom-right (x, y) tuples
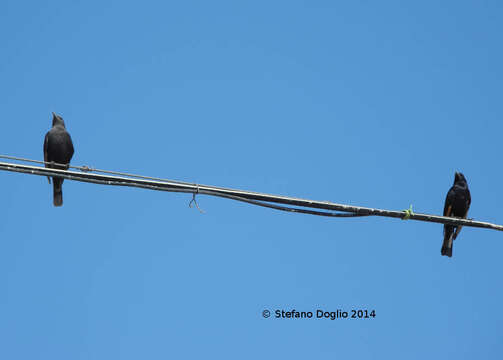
(1, 1), (502, 359)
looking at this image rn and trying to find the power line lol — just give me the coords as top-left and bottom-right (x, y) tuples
(0, 154), (196, 185)
(0, 156), (368, 218)
(1, 155), (502, 232)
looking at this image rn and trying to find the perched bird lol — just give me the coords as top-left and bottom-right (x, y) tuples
(43, 112), (75, 206)
(441, 172), (471, 257)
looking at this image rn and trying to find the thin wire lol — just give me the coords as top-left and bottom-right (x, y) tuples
(2, 154), (366, 218)
(0, 154), (363, 217)
(202, 190), (371, 217)
(0, 155), (364, 218)
(0, 154), (196, 186)
(189, 185), (205, 213)
(1, 156), (502, 231)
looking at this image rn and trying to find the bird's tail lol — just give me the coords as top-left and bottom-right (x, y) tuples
(441, 226), (454, 257)
(53, 177), (63, 207)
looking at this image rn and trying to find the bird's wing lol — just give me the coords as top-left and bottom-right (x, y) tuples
(443, 189), (454, 217)
(444, 204), (452, 217)
(443, 188), (454, 239)
(453, 192), (471, 240)
(43, 132), (51, 184)
(43, 132), (49, 166)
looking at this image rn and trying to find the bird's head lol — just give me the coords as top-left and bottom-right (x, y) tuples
(454, 171), (467, 185)
(52, 112), (66, 127)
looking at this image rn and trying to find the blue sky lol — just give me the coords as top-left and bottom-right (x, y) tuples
(1, 1), (502, 358)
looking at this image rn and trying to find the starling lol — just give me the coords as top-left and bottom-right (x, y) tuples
(43, 112), (74, 206)
(441, 172), (471, 257)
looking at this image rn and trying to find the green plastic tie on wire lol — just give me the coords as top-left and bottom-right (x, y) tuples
(402, 204), (414, 220)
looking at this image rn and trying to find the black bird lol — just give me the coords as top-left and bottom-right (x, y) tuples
(43, 112), (74, 206)
(441, 172), (471, 257)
